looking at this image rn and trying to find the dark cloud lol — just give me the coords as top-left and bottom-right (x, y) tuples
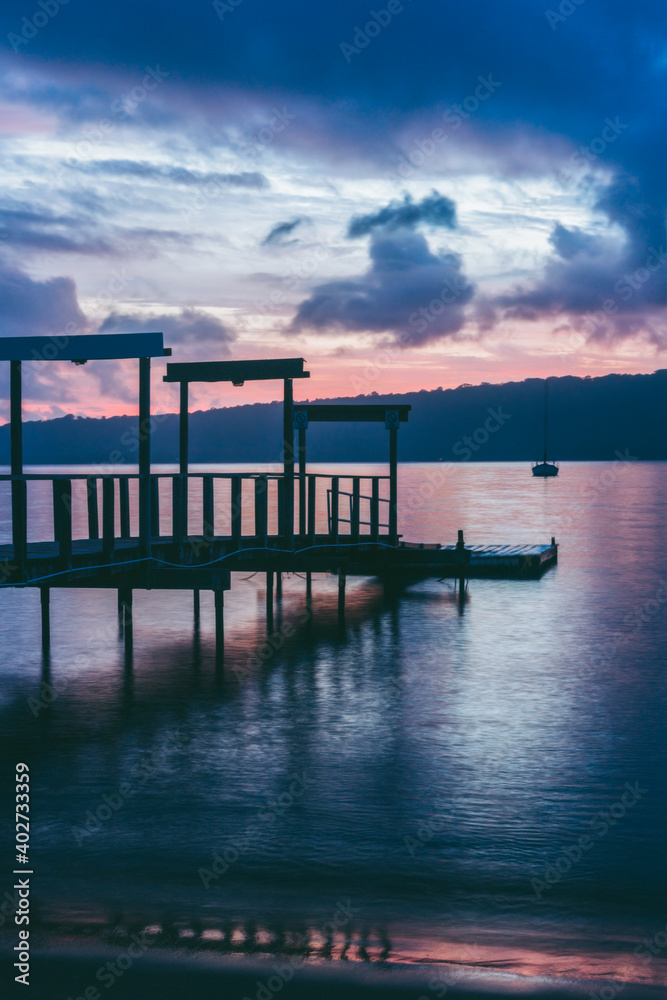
(68, 160), (269, 190)
(549, 224), (602, 261)
(100, 308), (236, 355)
(1, 0), (666, 347)
(262, 217), (308, 246)
(347, 192), (457, 238)
(497, 177), (667, 343)
(0, 202), (115, 255)
(0, 197), (194, 258)
(0, 261), (88, 338)
(291, 230), (474, 345)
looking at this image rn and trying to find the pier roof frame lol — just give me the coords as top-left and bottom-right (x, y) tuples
(163, 357), (309, 386)
(0, 332), (170, 362)
(164, 357), (309, 546)
(296, 404), (411, 423)
(4, 332), (170, 557)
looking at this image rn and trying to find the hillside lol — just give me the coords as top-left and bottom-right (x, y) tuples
(1, 371), (666, 465)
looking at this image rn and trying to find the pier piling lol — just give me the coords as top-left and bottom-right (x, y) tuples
(40, 587), (50, 653)
(338, 565), (346, 623)
(266, 571), (274, 629)
(214, 589), (225, 665)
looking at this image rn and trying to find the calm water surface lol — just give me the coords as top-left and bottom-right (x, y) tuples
(0, 462), (665, 984)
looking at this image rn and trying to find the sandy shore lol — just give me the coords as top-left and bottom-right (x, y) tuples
(2, 948), (666, 1000)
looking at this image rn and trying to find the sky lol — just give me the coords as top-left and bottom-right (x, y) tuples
(0, 0), (665, 419)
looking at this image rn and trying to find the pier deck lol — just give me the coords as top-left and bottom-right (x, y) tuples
(0, 335), (558, 659)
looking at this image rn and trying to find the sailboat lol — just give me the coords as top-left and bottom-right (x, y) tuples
(532, 377), (559, 477)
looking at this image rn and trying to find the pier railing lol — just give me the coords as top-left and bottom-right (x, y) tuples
(0, 472), (394, 563)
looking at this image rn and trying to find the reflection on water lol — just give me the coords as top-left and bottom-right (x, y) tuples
(0, 462), (666, 985)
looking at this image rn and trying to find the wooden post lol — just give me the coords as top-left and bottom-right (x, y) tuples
(456, 529), (466, 604)
(10, 360), (22, 474)
(231, 476), (242, 548)
(118, 587), (133, 628)
(179, 381), (189, 476)
(307, 475), (316, 544)
(172, 476), (185, 549)
(52, 479), (72, 567)
(40, 587), (50, 653)
(337, 565), (346, 623)
(298, 427), (306, 537)
(276, 572), (282, 599)
(389, 427), (398, 545)
(306, 572), (312, 604)
(150, 476), (160, 538)
(119, 478), (130, 538)
(179, 380), (189, 540)
(138, 357), (151, 556)
(351, 478), (360, 543)
(266, 570), (274, 628)
(371, 478), (379, 542)
(330, 477), (339, 543)
(86, 478), (99, 539)
(255, 476), (268, 544)
(102, 478), (115, 558)
(214, 589), (224, 665)
(202, 475), (214, 543)
(193, 589), (200, 630)
(10, 360), (26, 575)
(283, 378), (294, 547)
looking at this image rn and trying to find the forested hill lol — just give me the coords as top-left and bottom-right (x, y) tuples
(1, 370), (666, 465)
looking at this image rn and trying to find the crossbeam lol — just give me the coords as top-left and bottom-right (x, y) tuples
(163, 358), (309, 384)
(0, 332), (169, 361)
(296, 404), (411, 423)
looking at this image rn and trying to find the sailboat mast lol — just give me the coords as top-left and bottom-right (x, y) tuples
(543, 377), (549, 463)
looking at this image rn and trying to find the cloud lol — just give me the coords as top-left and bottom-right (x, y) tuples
(347, 192), (457, 238)
(548, 223), (602, 261)
(496, 178), (667, 344)
(99, 308), (236, 355)
(68, 160), (269, 190)
(0, 261), (88, 337)
(0, 201), (115, 255)
(291, 229), (474, 345)
(262, 217), (308, 245)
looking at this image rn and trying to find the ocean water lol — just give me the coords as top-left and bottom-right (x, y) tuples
(0, 461), (666, 988)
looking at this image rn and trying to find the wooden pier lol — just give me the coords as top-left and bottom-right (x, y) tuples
(0, 333), (557, 662)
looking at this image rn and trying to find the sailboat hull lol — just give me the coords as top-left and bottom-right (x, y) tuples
(532, 462), (559, 477)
